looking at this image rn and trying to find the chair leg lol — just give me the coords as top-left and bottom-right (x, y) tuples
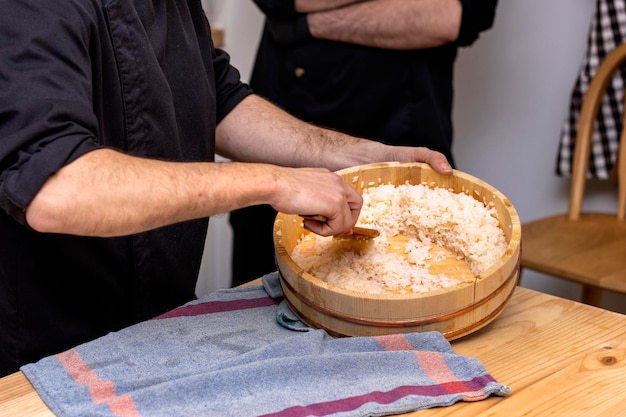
(581, 285), (603, 307)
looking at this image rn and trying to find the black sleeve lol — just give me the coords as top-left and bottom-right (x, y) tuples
(0, 1), (101, 225)
(456, 0), (498, 47)
(252, 0), (296, 16)
(213, 46), (254, 123)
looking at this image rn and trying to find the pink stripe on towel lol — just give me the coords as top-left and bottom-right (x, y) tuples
(374, 334), (415, 351)
(56, 349), (142, 417)
(414, 351), (477, 401)
(375, 334), (483, 401)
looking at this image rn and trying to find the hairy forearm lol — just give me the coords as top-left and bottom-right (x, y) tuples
(25, 139), (369, 238)
(306, 0), (462, 49)
(216, 95), (381, 171)
(217, 94), (452, 172)
(25, 148), (282, 237)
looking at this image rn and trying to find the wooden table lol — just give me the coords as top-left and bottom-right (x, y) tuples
(2, 285), (626, 416)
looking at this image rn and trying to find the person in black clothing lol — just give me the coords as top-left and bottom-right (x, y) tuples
(230, 0), (498, 286)
(0, 0), (452, 377)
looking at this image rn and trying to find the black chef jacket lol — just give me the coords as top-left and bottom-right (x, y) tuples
(0, 0), (252, 376)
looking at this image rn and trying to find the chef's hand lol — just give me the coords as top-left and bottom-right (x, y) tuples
(388, 146), (453, 175)
(268, 166), (362, 236)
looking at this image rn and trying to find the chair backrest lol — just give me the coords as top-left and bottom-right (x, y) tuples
(570, 42), (626, 221)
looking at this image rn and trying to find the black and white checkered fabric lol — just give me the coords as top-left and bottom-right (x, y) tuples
(556, 0), (626, 179)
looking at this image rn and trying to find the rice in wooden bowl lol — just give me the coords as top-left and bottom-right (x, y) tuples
(273, 162), (521, 340)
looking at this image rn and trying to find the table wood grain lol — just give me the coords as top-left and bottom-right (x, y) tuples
(2, 286), (625, 417)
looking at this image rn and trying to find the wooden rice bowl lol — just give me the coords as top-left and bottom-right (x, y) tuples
(273, 162), (521, 340)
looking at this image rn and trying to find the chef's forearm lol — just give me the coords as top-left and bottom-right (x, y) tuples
(216, 94), (404, 174)
(24, 148), (277, 237)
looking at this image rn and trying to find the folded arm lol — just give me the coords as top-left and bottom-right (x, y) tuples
(303, 0), (463, 49)
(255, 0), (497, 50)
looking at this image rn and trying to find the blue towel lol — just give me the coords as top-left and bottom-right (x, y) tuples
(21, 272), (510, 417)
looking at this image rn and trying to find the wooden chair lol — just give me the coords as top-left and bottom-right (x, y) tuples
(520, 42), (626, 307)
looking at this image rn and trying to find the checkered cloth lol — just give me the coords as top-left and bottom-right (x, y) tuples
(557, 0), (626, 179)
(21, 273), (509, 417)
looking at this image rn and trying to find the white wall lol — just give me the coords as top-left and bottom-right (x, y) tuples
(197, 0), (626, 314)
(452, 0), (625, 313)
(202, 0), (263, 83)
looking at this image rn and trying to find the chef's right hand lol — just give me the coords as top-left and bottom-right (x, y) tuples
(268, 166), (362, 236)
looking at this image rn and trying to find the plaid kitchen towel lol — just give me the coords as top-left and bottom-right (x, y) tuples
(21, 272), (510, 417)
(557, 0), (626, 179)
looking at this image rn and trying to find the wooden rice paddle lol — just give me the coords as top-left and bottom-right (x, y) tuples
(300, 215), (380, 240)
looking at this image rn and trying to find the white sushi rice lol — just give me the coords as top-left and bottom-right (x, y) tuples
(290, 182), (507, 294)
